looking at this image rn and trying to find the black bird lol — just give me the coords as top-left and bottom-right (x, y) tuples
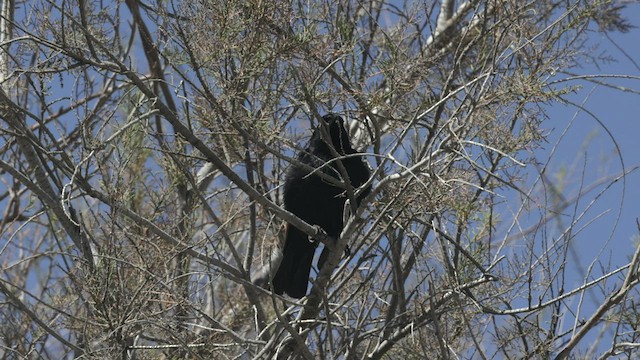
(272, 114), (371, 298)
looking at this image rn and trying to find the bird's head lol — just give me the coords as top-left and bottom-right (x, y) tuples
(321, 113), (352, 155)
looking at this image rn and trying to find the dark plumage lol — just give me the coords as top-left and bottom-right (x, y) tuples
(272, 114), (371, 298)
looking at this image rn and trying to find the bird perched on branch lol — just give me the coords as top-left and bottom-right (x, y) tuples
(272, 114), (371, 298)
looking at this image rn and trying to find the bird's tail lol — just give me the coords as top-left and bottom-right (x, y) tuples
(272, 224), (316, 299)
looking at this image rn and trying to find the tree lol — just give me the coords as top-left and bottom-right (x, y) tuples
(0, 0), (637, 358)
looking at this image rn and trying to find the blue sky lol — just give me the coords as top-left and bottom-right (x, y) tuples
(542, 3), (640, 275)
(526, 5), (640, 351)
